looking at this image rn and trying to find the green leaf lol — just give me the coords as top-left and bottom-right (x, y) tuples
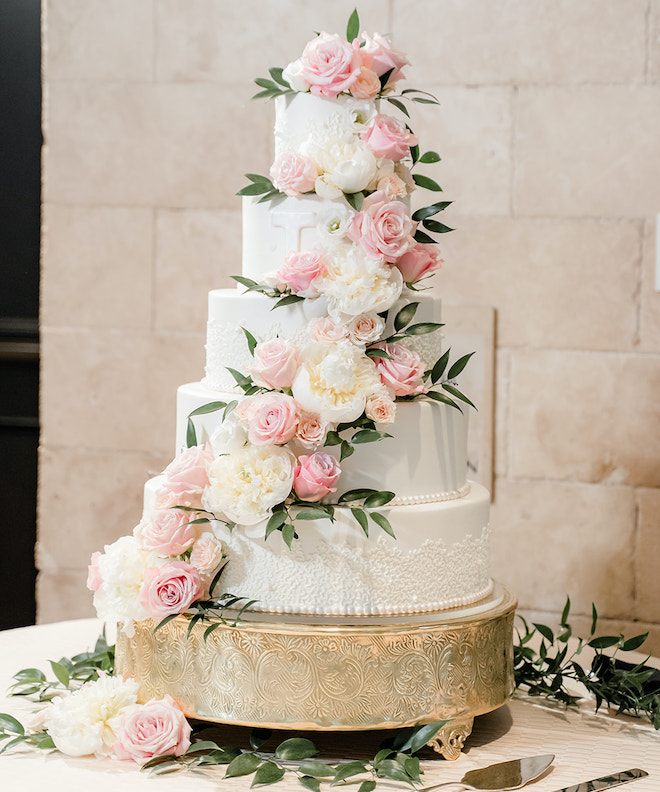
(153, 613), (179, 634)
(365, 348), (393, 360)
(268, 68), (290, 88)
(442, 383), (476, 409)
(272, 294), (305, 309)
(414, 229), (436, 244)
(299, 777), (322, 792)
(346, 8), (360, 41)
(186, 422), (196, 448)
(238, 182), (272, 196)
(394, 720), (447, 753)
(33, 733), (55, 750)
(588, 635), (621, 649)
(533, 623), (554, 642)
(0, 714), (24, 735)
(411, 96), (440, 105)
(324, 430), (342, 447)
(352, 429), (392, 444)
(405, 321), (443, 336)
(296, 509), (332, 521)
(423, 218), (453, 234)
(358, 781), (377, 792)
(186, 740), (222, 754)
(265, 510), (287, 539)
(299, 760), (337, 778)
(394, 301), (419, 332)
(351, 508), (369, 536)
(411, 201), (452, 222)
(12, 668), (47, 683)
(447, 351), (475, 379)
(372, 748), (394, 767)
(621, 633), (648, 652)
(225, 752), (262, 778)
(274, 737), (318, 761)
(404, 756), (421, 781)
(0, 735), (32, 755)
(281, 522), (296, 548)
(251, 761), (285, 787)
(410, 142), (419, 165)
(378, 68), (394, 90)
(332, 761), (368, 783)
(242, 326), (258, 356)
(561, 596), (571, 627)
(340, 441), (354, 461)
(232, 275), (260, 290)
(431, 349), (451, 384)
(412, 174), (442, 191)
(425, 390), (462, 411)
(244, 173), (273, 185)
(338, 488), (377, 503)
(591, 603), (598, 635)
(364, 491), (395, 508)
(344, 191), (364, 212)
(375, 760), (413, 785)
(370, 511), (395, 538)
(49, 660), (70, 688)
(418, 151), (441, 164)
(226, 367), (252, 388)
(385, 95), (410, 117)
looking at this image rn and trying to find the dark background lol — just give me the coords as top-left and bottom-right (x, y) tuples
(0, 0), (41, 628)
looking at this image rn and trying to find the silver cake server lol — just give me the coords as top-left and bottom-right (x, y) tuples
(550, 767), (648, 792)
(419, 754), (555, 791)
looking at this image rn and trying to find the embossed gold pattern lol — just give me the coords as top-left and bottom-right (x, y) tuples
(116, 586), (516, 759)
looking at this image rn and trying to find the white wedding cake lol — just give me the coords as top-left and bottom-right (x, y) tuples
(89, 16), (493, 630)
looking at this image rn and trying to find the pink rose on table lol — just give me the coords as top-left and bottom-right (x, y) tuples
(365, 392), (397, 424)
(160, 445), (212, 506)
(375, 343), (427, 396)
(247, 392), (299, 446)
(275, 250), (325, 298)
(361, 114), (418, 162)
(270, 151), (317, 196)
(347, 191), (417, 263)
(250, 338), (300, 390)
(350, 66), (381, 99)
(86, 551), (102, 592)
(301, 32), (361, 97)
(113, 695), (191, 764)
(395, 244), (443, 284)
(294, 452), (341, 501)
(295, 411), (329, 449)
(139, 561), (203, 620)
(360, 33), (410, 87)
(134, 508), (198, 556)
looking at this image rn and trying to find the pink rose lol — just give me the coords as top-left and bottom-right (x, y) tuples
(190, 532), (225, 597)
(293, 453), (342, 502)
(347, 191), (417, 262)
(247, 392), (299, 446)
(295, 411), (329, 449)
(350, 66), (381, 99)
(395, 244), (443, 284)
(159, 445), (212, 508)
(139, 561), (203, 620)
(361, 114), (417, 162)
(250, 338), (300, 390)
(308, 316), (348, 343)
(365, 392), (397, 424)
(86, 551), (102, 592)
(360, 33), (409, 87)
(275, 250), (325, 297)
(375, 343), (427, 396)
(301, 32), (362, 98)
(346, 313), (385, 345)
(134, 508), (198, 556)
(270, 151), (317, 196)
(113, 695), (191, 764)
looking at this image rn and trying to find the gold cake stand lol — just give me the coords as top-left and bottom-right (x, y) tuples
(116, 584), (516, 760)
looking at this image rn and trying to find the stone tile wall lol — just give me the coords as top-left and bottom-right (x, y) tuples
(40, 0), (660, 652)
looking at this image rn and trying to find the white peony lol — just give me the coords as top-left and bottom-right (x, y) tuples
(92, 536), (159, 635)
(292, 340), (382, 423)
(202, 445), (295, 526)
(45, 675), (139, 757)
(317, 244), (403, 319)
(282, 58), (309, 92)
(313, 140), (378, 196)
(210, 413), (248, 456)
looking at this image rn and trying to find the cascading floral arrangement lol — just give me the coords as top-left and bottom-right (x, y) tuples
(87, 9), (473, 641)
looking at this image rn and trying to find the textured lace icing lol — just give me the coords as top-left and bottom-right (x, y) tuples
(216, 524), (491, 617)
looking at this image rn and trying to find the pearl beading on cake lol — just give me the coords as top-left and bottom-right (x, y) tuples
(386, 482), (471, 506)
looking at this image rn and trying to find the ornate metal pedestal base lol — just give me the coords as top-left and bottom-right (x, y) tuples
(117, 585), (516, 759)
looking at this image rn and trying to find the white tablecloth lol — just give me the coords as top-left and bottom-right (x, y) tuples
(0, 619), (658, 791)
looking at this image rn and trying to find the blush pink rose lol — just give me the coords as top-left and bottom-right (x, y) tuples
(350, 66), (381, 99)
(247, 392), (299, 446)
(160, 445), (213, 507)
(293, 452), (342, 502)
(308, 316), (348, 343)
(347, 191), (417, 262)
(301, 32), (362, 98)
(346, 313), (385, 345)
(113, 695), (191, 764)
(365, 392), (397, 424)
(295, 411), (329, 449)
(139, 561), (203, 620)
(250, 338), (300, 390)
(86, 551), (102, 592)
(395, 244), (443, 284)
(375, 343), (427, 396)
(360, 33), (410, 87)
(361, 114), (418, 162)
(270, 151), (317, 196)
(134, 509), (198, 556)
(275, 250), (325, 297)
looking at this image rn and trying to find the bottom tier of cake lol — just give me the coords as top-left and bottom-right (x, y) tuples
(115, 585), (516, 759)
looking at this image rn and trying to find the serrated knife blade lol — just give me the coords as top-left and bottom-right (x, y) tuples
(552, 768), (648, 792)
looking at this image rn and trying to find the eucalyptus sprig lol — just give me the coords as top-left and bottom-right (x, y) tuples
(324, 412), (393, 462)
(337, 487), (397, 538)
(238, 173), (286, 204)
(514, 597), (660, 729)
(142, 720), (447, 787)
(382, 302), (444, 345)
(153, 592), (258, 639)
